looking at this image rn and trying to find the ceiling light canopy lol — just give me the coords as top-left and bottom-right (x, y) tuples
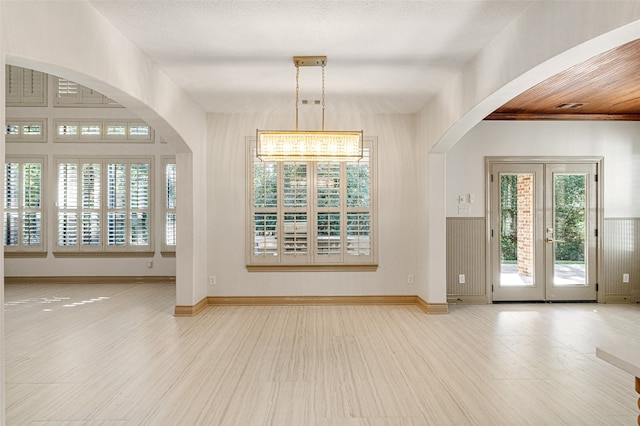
(257, 56), (363, 162)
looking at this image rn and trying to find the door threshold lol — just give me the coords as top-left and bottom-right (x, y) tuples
(493, 300), (597, 304)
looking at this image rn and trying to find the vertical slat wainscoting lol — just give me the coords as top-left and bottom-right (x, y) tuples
(603, 218), (640, 303)
(446, 218), (487, 303)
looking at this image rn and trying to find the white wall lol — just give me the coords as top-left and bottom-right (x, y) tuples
(446, 120), (640, 218)
(206, 112), (421, 296)
(1, 0), (209, 306)
(4, 83), (178, 277)
(415, 3), (640, 305)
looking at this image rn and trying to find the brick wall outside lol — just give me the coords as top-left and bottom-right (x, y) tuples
(517, 174), (534, 277)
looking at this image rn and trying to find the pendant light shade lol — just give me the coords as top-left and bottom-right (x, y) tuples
(256, 56), (363, 162)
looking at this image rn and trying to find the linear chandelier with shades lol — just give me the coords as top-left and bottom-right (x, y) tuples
(256, 56), (363, 162)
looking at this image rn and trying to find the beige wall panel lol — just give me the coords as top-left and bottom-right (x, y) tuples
(446, 218), (486, 298)
(603, 218), (640, 301)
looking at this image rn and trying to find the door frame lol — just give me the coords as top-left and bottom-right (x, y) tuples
(485, 156), (604, 303)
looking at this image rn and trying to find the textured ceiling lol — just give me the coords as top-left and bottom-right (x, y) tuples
(89, 1), (532, 114)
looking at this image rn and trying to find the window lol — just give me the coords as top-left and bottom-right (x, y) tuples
(4, 157), (45, 252)
(163, 158), (177, 253)
(54, 120), (153, 143)
(56, 157), (152, 252)
(5, 119), (46, 142)
(247, 139), (376, 268)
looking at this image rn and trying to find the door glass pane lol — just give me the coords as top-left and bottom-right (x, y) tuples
(500, 173), (534, 286)
(553, 173), (586, 285)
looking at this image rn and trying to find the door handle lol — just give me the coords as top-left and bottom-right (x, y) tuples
(545, 237), (554, 243)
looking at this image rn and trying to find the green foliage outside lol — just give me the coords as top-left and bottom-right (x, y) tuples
(253, 160), (371, 235)
(554, 174), (586, 262)
(500, 174), (518, 261)
(500, 173), (585, 263)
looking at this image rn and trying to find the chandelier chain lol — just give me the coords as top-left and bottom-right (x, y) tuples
(321, 62), (326, 131)
(295, 63), (300, 131)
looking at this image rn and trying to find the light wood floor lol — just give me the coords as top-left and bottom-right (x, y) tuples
(5, 282), (640, 425)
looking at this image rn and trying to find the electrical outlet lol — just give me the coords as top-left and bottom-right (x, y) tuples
(407, 274), (414, 284)
(209, 276), (217, 286)
(146, 261), (153, 268)
(458, 205), (471, 215)
(458, 274), (465, 284)
(623, 273), (629, 283)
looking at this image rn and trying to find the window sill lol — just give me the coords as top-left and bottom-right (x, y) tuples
(4, 251), (48, 258)
(53, 251), (154, 258)
(246, 264), (378, 272)
(161, 251), (176, 258)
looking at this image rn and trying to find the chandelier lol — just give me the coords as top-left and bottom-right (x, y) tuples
(256, 56), (363, 162)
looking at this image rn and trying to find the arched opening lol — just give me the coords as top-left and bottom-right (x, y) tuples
(3, 59), (190, 295)
(430, 25), (640, 306)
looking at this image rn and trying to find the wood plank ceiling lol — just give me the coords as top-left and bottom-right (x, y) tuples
(485, 38), (640, 121)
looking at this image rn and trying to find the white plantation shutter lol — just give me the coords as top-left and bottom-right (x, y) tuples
(81, 163), (101, 246)
(5, 65), (21, 104)
(4, 163), (19, 246)
(22, 69), (47, 104)
(346, 148), (372, 257)
(248, 139), (376, 266)
(55, 77), (122, 107)
(54, 120), (153, 143)
(5, 163), (19, 210)
(4, 120), (47, 142)
(79, 86), (104, 104)
(57, 78), (78, 95)
(163, 160), (177, 250)
(282, 162), (308, 259)
(129, 162), (149, 246)
(6, 66), (47, 106)
(107, 163), (127, 247)
(56, 157), (152, 252)
(57, 162), (79, 246)
(4, 158), (44, 251)
(55, 78), (81, 105)
(316, 161), (342, 261)
(22, 163), (42, 246)
(252, 153), (278, 260)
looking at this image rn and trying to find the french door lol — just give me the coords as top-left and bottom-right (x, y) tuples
(490, 161), (598, 302)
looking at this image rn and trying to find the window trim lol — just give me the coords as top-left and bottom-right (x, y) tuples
(54, 156), (153, 254)
(245, 136), (377, 269)
(3, 156), (46, 253)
